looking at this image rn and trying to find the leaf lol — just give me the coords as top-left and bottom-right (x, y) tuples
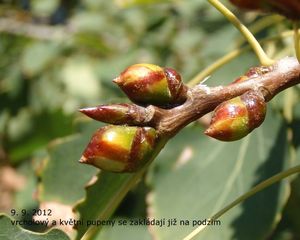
(21, 42), (62, 77)
(290, 119), (300, 167)
(0, 110), (9, 135)
(95, 218), (152, 240)
(1, 64), (23, 98)
(70, 13), (107, 33)
(14, 161), (39, 212)
(205, 51), (259, 86)
(276, 176), (300, 238)
(60, 55), (102, 102)
(115, 0), (173, 7)
(0, 214), (70, 240)
(7, 110), (74, 163)
(291, 100), (300, 166)
(200, 26), (237, 59)
(147, 109), (290, 240)
(31, 0), (60, 17)
(74, 171), (142, 239)
(7, 108), (33, 142)
(38, 126), (99, 204)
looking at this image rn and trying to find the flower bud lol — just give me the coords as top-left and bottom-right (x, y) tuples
(230, 0), (300, 20)
(113, 63), (187, 107)
(205, 91), (266, 141)
(80, 125), (157, 172)
(79, 103), (152, 125)
(232, 66), (272, 84)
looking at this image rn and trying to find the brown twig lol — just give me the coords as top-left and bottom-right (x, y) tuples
(136, 57), (300, 136)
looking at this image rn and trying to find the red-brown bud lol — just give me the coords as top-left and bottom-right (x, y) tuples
(113, 63), (187, 107)
(230, 0), (300, 20)
(79, 103), (152, 125)
(205, 91), (266, 141)
(80, 125), (157, 172)
(232, 66), (272, 84)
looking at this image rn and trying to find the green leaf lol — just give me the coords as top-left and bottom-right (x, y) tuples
(60, 55), (102, 102)
(285, 176), (300, 235)
(115, 0), (172, 7)
(147, 110), (290, 240)
(74, 171), (141, 239)
(293, 123), (300, 166)
(0, 214), (70, 240)
(31, 0), (60, 18)
(7, 110), (74, 163)
(39, 132), (98, 204)
(14, 161), (39, 212)
(96, 218), (152, 240)
(1, 64), (23, 98)
(71, 13), (107, 33)
(21, 42), (62, 77)
(206, 51), (259, 86)
(0, 110), (10, 135)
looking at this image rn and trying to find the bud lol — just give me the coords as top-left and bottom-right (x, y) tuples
(230, 0), (300, 20)
(205, 91), (266, 141)
(113, 63), (187, 107)
(232, 66), (272, 84)
(79, 125), (157, 172)
(79, 103), (152, 125)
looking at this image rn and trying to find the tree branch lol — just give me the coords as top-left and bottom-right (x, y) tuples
(145, 57), (300, 136)
(79, 57), (300, 240)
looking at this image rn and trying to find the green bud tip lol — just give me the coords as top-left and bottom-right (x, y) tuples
(80, 125), (157, 172)
(113, 63), (187, 107)
(205, 91), (266, 141)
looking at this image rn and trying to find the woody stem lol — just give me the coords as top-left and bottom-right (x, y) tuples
(154, 57), (300, 136)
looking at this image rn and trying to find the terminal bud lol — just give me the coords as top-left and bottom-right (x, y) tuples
(113, 63), (187, 107)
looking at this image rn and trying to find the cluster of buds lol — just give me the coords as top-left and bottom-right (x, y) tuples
(230, 0), (300, 20)
(80, 63), (187, 172)
(80, 63), (270, 171)
(205, 67), (268, 141)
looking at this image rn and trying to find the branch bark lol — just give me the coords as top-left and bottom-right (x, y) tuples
(146, 57), (300, 136)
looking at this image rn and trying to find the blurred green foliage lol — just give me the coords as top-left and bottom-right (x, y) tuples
(0, 0), (236, 164)
(1, 0), (300, 240)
